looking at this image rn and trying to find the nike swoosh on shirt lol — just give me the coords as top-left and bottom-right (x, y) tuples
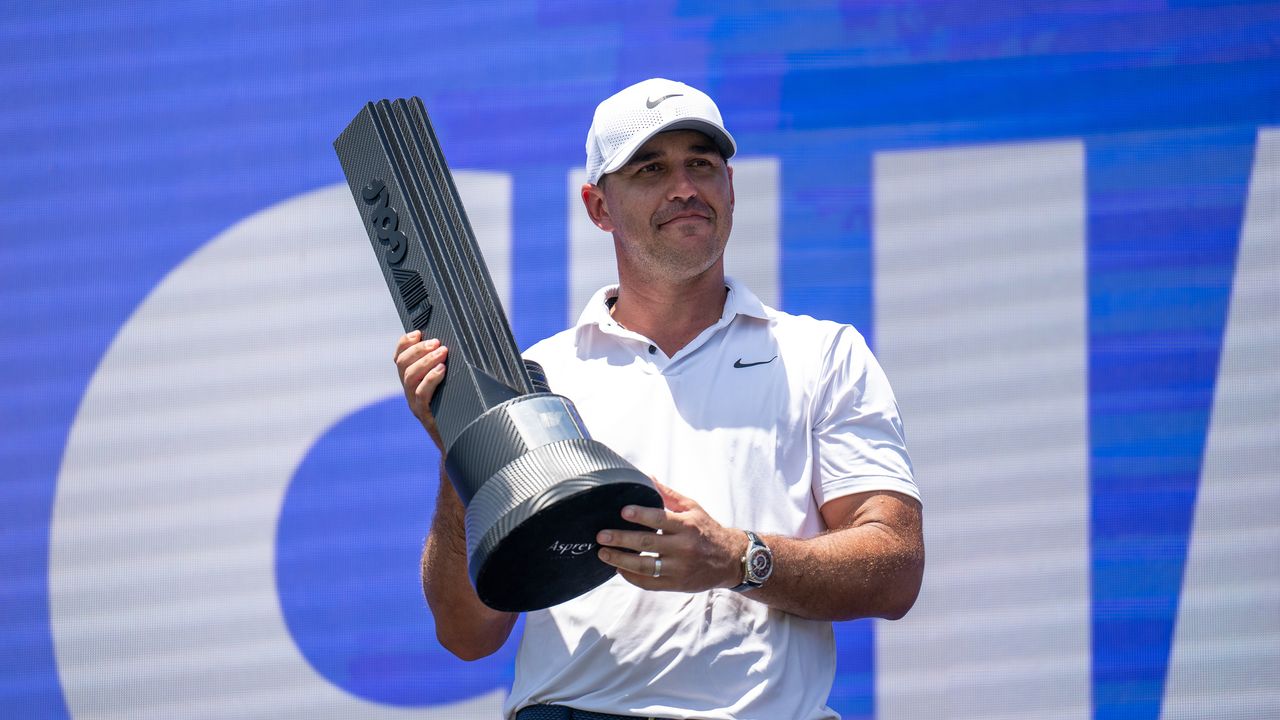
(733, 356), (778, 369)
(646, 93), (682, 108)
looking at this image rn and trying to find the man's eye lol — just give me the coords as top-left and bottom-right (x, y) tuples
(639, 164), (661, 173)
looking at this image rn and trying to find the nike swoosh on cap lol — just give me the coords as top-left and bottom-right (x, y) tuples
(733, 356), (778, 369)
(646, 93), (682, 109)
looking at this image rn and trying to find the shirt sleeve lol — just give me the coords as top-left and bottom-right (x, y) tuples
(810, 325), (920, 508)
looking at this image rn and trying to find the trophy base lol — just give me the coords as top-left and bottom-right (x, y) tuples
(448, 394), (663, 612)
(471, 467), (660, 612)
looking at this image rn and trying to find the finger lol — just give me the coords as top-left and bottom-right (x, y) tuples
(394, 330), (422, 359)
(616, 567), (660, 588)
(620, 503), (670, 531)
(413, 357), (447, 400)
(403, 345), (448, 388)
(395, 337), (442, 373)
(597, 546), (662, 580)
(396, 337), (440, 373)
(652, 479), (697, 513)
(596, 528), (664, 554)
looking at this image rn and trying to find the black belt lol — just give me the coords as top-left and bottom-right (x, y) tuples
(515, 704), (662, 720)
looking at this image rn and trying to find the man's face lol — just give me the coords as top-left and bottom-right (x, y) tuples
(584, 129), (735, 284)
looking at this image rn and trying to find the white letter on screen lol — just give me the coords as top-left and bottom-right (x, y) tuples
(873, 140), (1091, 720)
(1161, 127), (1280, 720)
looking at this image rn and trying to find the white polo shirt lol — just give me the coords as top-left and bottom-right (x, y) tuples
(506, 278), (917, 720)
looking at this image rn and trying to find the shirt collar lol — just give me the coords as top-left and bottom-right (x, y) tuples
(574, 275), (770, 329)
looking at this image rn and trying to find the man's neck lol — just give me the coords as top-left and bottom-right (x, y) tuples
(610, 267), (728, 357)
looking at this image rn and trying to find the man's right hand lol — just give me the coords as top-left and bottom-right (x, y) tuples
(395, 330), (449, 450)
(400, 330), (519, 659)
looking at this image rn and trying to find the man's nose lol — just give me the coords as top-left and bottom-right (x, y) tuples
(666, 166), (698, 201)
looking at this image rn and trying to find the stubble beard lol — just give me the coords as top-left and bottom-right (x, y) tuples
(622, 208), (732, 285)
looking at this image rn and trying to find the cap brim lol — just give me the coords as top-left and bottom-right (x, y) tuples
(598, 118), (737, 180)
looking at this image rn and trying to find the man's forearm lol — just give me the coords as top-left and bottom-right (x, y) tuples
(422, 466), (517, 660)
(748, 493), (924, 622)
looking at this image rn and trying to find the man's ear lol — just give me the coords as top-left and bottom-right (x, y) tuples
(727, 164), (735, 210)
(582, 182), (614, 232)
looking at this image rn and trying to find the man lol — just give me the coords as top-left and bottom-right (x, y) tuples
(394, 78), (923, 719)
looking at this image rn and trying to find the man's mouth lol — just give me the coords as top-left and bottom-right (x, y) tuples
(655, 203), (714, 227)
(660, 212), (708, 225)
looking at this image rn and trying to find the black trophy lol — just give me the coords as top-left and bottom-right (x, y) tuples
(334, 98), (661, 612)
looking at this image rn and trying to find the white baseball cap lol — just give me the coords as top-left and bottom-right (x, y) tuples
(585, 78), (737, 185)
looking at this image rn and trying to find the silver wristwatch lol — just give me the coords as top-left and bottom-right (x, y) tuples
(731, 530), (773, 592)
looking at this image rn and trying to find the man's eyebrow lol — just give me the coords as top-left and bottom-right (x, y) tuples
(624, 149), (662, 167)
(623, 143), (721, 169)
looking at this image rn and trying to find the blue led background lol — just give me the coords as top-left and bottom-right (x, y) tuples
(2, 2), (1278, 718)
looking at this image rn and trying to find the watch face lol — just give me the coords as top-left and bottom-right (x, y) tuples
(747, 547), (773, 583)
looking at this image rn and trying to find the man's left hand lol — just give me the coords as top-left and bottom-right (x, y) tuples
(596, 480), (745, 592)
